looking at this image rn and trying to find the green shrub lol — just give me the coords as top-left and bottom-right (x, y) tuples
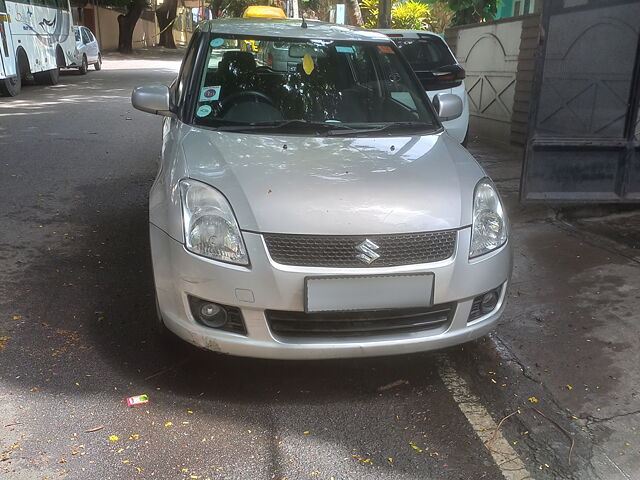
(392, 0), (431, 29)
(359, 0), (433, 30)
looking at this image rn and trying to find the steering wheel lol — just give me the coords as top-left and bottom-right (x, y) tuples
(219, 90), (275, 113)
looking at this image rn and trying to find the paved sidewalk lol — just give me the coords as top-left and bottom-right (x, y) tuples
(468, 138), (640, 479)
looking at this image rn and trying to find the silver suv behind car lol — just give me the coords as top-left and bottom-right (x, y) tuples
(132, 18), (512, 359)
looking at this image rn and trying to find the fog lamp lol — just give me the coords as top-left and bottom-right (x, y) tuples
(194, 301), (227, 328)
(480, 290), (499, 314)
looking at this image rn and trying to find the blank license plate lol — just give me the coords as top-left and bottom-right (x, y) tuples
(305, 274), (434, 313)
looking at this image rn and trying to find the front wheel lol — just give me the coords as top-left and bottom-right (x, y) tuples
(0, 62), (21, 97)
(79, 55), (88, 75)
(94, 54), (102, 71)
(34, 67), (59, 85)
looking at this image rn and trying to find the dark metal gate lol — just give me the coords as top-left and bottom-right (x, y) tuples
(521, 0), (640, 202)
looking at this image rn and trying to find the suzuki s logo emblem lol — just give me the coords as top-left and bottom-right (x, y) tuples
(356, 239), (380, 265)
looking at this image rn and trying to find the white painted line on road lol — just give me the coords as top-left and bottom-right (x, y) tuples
(437, 356), (533, 480)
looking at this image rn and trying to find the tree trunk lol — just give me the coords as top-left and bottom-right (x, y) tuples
(117, 0), (146, 53)
(156, 0), (177, 49)
(377, 0), (391, 28)
(346, 0), (363, 26)
(291, 0), (299, 19)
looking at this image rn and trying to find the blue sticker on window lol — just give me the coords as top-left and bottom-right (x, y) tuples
(335, 46), (354, 54)
(196, 105), (212, 117)
(210, 38), (224, 47)
(199, 86), (221, 102)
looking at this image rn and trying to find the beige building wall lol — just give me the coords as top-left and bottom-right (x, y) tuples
(446, 18), (523, 144)
(85, 6), (159, 51)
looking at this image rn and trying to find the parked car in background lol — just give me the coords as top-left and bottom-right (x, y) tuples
(377, 30), (469, 145)
(131, 19), (511, 359)
(69, 26), (102, 74)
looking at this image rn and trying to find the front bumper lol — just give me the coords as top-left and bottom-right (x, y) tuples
(151, 224), (512, 359)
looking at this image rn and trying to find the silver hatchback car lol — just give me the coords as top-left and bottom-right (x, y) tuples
(132, 19), (512, 359)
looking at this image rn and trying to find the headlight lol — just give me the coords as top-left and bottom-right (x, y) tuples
(180, 179), (249, 265)
(470, 179), (508, 258)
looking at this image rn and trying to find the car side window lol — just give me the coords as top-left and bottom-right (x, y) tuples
(86, 29), (95, 42)
(81, 28), (91, 44)
(74, 29), (81, 42)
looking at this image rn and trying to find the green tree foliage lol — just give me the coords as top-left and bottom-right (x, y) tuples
(447, 0), (497, 25)
(359, 0), (379, 27)
(391, 0), (430, 29)
(360, 0), (431, 30)
(222, 0), (259, 17)
(429, 1), (455, 33)
(360, 0), (495, 30)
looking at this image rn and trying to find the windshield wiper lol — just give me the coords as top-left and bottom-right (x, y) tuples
(217, 120), (352, 133)
(326, 121), (435, 136)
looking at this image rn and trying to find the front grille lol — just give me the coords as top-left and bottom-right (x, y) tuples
(263, 231), (457, 268)
(266, 303), (454, 339)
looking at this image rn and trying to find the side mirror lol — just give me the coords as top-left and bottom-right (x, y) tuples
(433, 93), (463, 122)
(131, 84), (172, 116)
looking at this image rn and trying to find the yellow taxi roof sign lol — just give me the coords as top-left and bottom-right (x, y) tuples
(242, 6), (287, 18)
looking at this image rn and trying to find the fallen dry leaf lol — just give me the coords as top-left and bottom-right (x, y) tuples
(409, 441), (423, 453)
(377, 379), (409, 392)
(352, 454), (373, 465)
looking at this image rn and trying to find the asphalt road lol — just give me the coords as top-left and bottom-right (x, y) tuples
(0, 51), (633, 480)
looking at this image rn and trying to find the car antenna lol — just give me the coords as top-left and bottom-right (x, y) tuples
(301, 14), (308, 29)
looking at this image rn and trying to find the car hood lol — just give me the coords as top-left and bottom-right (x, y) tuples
(181, 129), (484, 235)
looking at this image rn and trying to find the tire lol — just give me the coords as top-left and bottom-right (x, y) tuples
(79, 55), (88, 75)
(34, 66), (59, 85)
(94, 54), (102, 71)
(0, 58), (21, 97)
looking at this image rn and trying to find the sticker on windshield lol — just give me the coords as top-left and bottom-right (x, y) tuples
(302, 54), (315, 75)
(196, 105), (212, 117)
(199, 86), (221, 102)
(335, 46), (354, 54)
(377, 45), (395, 54)
(210, 38), (224, 47)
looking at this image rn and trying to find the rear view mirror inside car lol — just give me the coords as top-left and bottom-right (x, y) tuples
(288, 44), (326, 58)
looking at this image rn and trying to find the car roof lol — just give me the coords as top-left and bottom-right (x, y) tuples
(375, 29), (441, 39)
(200, 18), (392, 43)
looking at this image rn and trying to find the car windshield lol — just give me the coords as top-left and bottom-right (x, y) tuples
(393, 36), (456, 72)
(192, 35), (439, 134)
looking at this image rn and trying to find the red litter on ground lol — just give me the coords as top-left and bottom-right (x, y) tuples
(126, 394), (149, 407)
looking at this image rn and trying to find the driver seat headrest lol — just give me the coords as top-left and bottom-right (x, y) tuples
(218, 51), (257, 74)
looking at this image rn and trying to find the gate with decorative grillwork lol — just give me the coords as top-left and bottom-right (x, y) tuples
(521, 0), (640, 202)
